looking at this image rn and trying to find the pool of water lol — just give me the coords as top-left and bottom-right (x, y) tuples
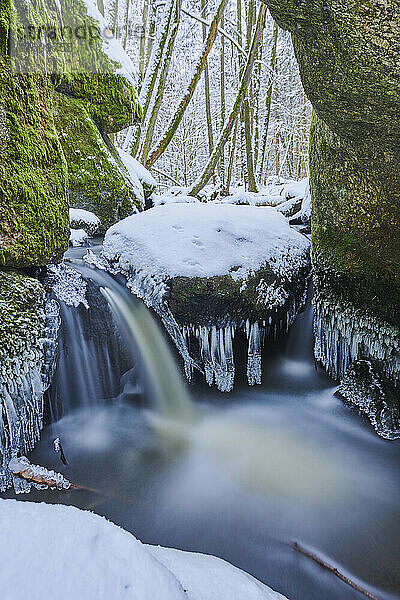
(5, 252), (400, 600)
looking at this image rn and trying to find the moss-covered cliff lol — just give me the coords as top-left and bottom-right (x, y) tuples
(261, 0), (400, 435)
(0, 57), (70, 268)
(261, 0), (400, 315)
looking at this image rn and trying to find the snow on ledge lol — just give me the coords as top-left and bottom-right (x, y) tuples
(103, 203), (310, 282)
(69, 208), (101, 227)
(117, 149), (157, 187)
(0, 500), (288, 600)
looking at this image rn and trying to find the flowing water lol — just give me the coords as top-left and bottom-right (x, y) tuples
(5, 245), (400, 600)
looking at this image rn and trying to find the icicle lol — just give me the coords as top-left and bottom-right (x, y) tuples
(247, 322), (262, 386)
(0, 294), (60, 492)
(313, 296), (400, 384)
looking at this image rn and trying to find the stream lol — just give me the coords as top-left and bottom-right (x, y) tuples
(6, 243), (400, 600)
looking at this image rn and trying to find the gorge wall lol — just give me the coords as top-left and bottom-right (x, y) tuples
(261, 0), (400, 436)
(0, 0), (141, 488)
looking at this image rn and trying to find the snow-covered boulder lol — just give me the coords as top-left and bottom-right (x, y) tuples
(69, 228), (88, 247)
(0, 500), (287, 600)
(220, 190), (284, 207)
(102, 203), (310, 391)
(69, 209), (101, 235)
(276, 178), (309, 218)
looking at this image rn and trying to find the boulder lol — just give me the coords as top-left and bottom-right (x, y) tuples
(102, 203), (310, 391)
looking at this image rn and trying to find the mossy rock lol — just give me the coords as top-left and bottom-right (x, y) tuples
(0, 57), (69, 268)
(168, 261), (310, 328)
(262, 0), (400, 320)
(0, 270), (47, 490)
(54, 93), (143, 228)
(54, 73), (141, 134)
(0, 270), (45, 359)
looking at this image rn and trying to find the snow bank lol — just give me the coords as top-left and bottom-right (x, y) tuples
(69, 228), (88, 247)
(0, 500), (287, 600)
(69, 208), (101, 234)
(103, 203), (309, 282)
(220, 190), (283, 207)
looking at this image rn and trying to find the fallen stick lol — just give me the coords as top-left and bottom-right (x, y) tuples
(287, 541), (381, 600)
(9, 456), (131, 503)
(54, 437), (69, 466)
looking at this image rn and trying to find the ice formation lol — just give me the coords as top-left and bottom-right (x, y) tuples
(47, 264), (89, 309)
(314, 296), (400, 384)
(8, 456), (71, 494)
(101, 203), (310, 391)
(314, 295), (400, 438)
(338, 360), (400, 440)
(0, 297), (60, 492)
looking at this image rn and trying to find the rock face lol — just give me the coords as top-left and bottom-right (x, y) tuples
(262, 0), (400, 436)
(0, 0), (142, 487)
(55, 94), (142, 229)
(102, 203), (310, 391)
(0, 59), (70, 268)
(0, 272), (59, 491)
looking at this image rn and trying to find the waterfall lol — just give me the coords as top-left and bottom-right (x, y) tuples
(100, 287), (195, 422)
(47, 258), (194, 424)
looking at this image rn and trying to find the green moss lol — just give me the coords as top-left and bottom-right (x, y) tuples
(0, 56), (69, 268)
(0, 270), (45, 358)
(262, 1), (400, 325)
(54, 73), (142, 133)
(168, 260), (310, 327)
(54, 93), (142, 228)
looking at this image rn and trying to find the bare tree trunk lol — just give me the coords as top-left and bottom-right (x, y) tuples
(258, 21), (278, 183)
(146, 0), (230, 168)
(219, 14), (226, 185)
(188, 3), (267, 196)
(140, 0), (182, 163)
(222, 116), (238, 195)
(202, 0), (214, 160)
(123, 0), (131, 50)
(243, 0), (259, 192)
(138, 0), (149, 76)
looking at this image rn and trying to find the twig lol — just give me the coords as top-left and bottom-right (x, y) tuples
(287, 541), (381, 600)
(54, 437), (69, 466)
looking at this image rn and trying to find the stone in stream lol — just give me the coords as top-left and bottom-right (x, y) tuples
(101, 202), (311, 392)
(261, 0), (400, 437)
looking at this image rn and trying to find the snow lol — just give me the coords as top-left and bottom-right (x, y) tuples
(152, 191), (200, 206)
(69, 208), (101, 232)
(47, 264), (89, 309)
(220, 190), (283, 207)
(81, 0), (137, 87)
(103, 203), (310, 282)
(0, 500), (287, 600)
(69, 228), (88, 247)
(117, 148), (157, 187)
